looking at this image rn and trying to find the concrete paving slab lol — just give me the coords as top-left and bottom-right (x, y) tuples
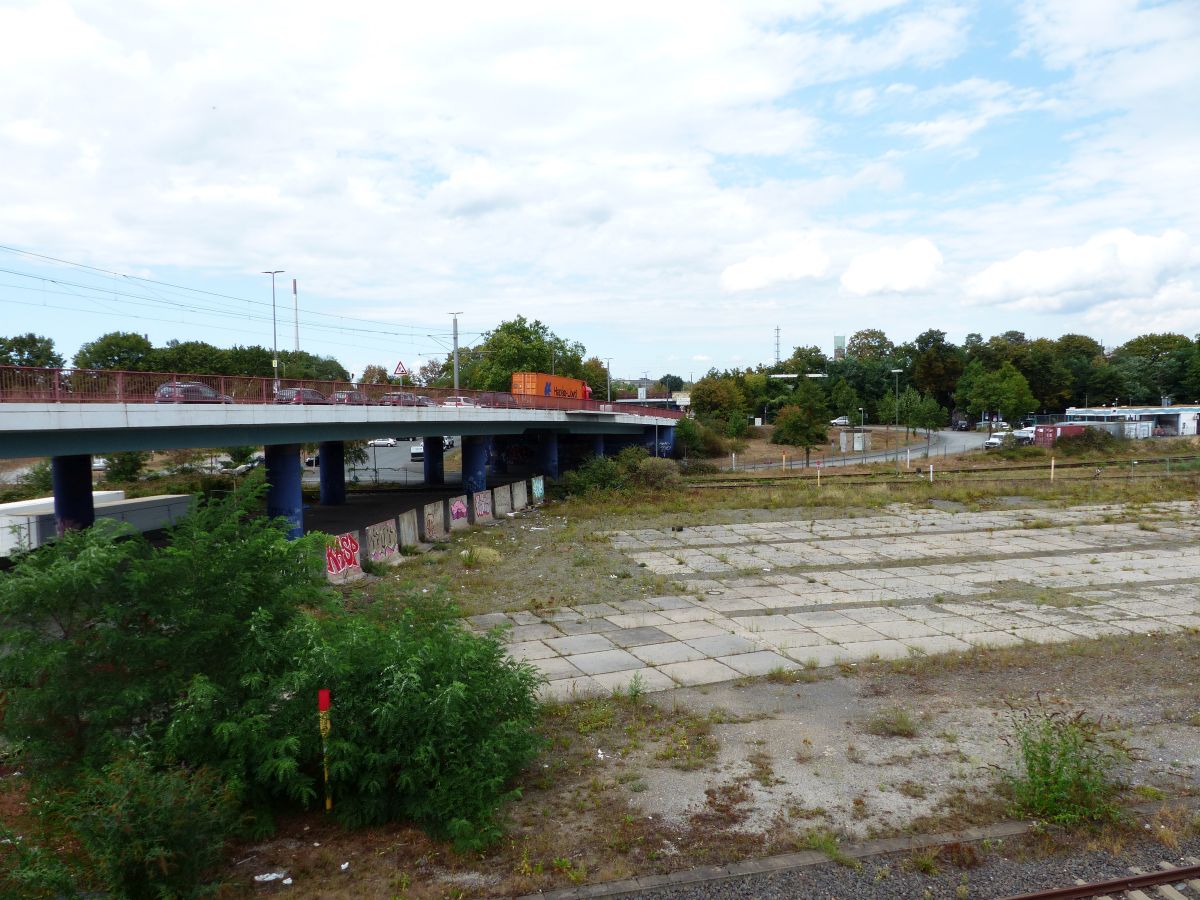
(659, 621), (731, 640)
(959, 630), (1028, 648)
(535, 656), (584, 680)
(660, 606), (721, 623)
(783, 644), (850, 668)
(568, 648), (646, 675)
(554, 618), (621, 635)
(683, 633), (760, 657)
(608, 626), (674, 648)
(656, 658), (742, 686)
(538, 676), (604, 702)
(718, 650), (799, 676)
(544, 633), (617, 655)
(788, 610), (858, 627)
(867, 620), (945, 640)
(901, 635), (973, 655)
(629, 641), (708, 665)
(606, 612), (672, 629)
(507, 640), (555, 661)
(835, 639), (912, 661)
(589, 667), (678, 694)
(507, 623), (563, 642)
(811, 624), (886, 644)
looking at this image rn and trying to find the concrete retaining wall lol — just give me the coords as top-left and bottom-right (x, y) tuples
(492, 483), (513, 517)
(470, 490), (492, 524)
(447, 495), (471, 531)
(364, 519), (399, 564)
(397, 509), (421, 547)
(531, 475), (545, 504)
(511, 480), (529, 510)
(419, 500), (447, 541)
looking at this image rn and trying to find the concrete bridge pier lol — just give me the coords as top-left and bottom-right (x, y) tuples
(51, 454), (95, 536)
(644, 425), (676, 459)
(590, 434), (605, 458)
(265, 443), (303, 539)
(461, 435), (488, 493)
(318, 441), (346, 505)
(422, 437), (445, 485)
(537, 431), (560, 479)
(491, 436), (509, 474)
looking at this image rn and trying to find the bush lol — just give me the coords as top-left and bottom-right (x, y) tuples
(560, 454), (625, 495)
(71, 756), (238, 899)
(1055, 428), (1122, 456)
(628, 456), (682, 490)
(103, 450), (150, 482)
(19, 460), (53, 494)
(560, 447), (681, 497)
(674, 416), (731, 458)
(1003, 705), (1125, 825)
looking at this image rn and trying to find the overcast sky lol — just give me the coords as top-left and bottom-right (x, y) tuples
(1, 0), (1198, 380)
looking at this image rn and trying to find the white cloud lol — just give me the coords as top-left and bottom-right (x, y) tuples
(967, 229), (1194, 311)
(720, 238), (831, 292)
(840, 239), (942, 295)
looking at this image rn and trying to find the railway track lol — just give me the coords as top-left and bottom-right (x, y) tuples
(1004, 857), (1200, 899)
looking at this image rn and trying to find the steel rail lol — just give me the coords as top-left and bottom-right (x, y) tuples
(999, 861), (1200, 899)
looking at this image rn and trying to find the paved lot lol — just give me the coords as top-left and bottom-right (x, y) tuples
(466, 501), (1200, 700)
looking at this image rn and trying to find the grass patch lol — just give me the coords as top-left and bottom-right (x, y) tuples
(865, 707), (921, 738)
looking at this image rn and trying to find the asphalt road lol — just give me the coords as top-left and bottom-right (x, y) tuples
(734, 428), (991, 472)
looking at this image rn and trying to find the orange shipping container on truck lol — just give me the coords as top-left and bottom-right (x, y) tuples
(510, 372), (593, 401)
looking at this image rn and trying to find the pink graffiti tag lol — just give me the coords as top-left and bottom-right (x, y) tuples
(450, 499), (468, 520)
(326, 533), (361, 575)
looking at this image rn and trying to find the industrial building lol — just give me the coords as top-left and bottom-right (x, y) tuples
(1063, 404), (1200, 438)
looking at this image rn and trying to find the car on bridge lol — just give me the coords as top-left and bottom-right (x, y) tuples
(442, 395), (478, 408)
(154, 381), (234, 404)
(274, 388), (331, 405)
(331, 390), (371, 405)
(379, 391), (436, 407)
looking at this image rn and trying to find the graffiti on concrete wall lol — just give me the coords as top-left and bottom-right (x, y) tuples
(450, 498), (468, 522)
(531, 476), (544, 502)
(473, 490), (492, 520)
(365, 519), (398, 562)
(325, 532), (361, 578)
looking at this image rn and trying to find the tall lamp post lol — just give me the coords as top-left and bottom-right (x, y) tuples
(890, 368), (902, 429)
(262, 270), (284, 390)
(605, 357), (613, 402)
(449, 312), (462, 391)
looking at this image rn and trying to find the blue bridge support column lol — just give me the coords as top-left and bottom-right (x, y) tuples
(537, 431), (560, 479)
(52, 455), (95, 536)
(422, 437), (445, 485)
(318, 441), (346, 506)
(461, 435), (488, 494)
(591, 434), (605, 458)
(265, 443), (303, 539)
(644, 424), (676, 458)
(491, 436), (509, 474)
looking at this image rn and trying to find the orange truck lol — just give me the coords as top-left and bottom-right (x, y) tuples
(510, 372), (593, 401)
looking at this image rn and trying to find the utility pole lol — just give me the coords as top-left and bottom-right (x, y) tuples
(449, 312), (462, 391)
(292, 279), (299, 351)
(605, 357), (613, 402)
(262, 270), (284, 389)
(774, 326), (780, 364)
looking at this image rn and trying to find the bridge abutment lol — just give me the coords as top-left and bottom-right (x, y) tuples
(52, 455), (95, 535)
(461, 435), (488, 493)
(265, 443), (303, 539)
(318, 441), (346, 505)
(422, 437), (445, 485)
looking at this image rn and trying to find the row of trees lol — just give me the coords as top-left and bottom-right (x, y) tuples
(0, 331), (349, 382)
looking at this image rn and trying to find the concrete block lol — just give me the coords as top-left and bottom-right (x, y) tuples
(397, 509), (421, 548)
(364, 518), (399, 564)
(447, 495), (470, 531)
(530, 475), (545, 504)
(493, 483), (513, 517)
(511, 479), (529, 510)
(419, 500), (447, 542)
(324, 531), (363, 583)
(470, 490), (492, 524)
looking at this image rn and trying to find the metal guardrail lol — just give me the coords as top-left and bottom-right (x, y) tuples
(0, 365), (683, 420)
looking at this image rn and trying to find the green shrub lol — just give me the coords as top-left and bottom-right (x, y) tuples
(1003, 705), (1125, 825)
(71, 755), (238, 899)
(103, 450), (151, 482)
(1055, 428), (1122, 456)
(628, 457), (682, 490)
(674, 416), (730, 458)
(223, 445), (259, 466)
(19, 459), (54, 494)
(560, 454), (625, 495)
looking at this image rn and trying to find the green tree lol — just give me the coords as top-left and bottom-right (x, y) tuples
(73, 332), (154, 371)
(660, 373), (684, 392)
(1015, 338), (1073, 412)
(0, 333), (64, 368)
(458, 316), (586, 391)
(911, 329), (963, 410)
(770, 380), (830, 466)
(359, 364), (393, 385)
(580, 356), (609, 399)
(956, 360), (1037, 424)
(690, 376), (746, 436)
(146, 340), (230, 375)
(828, 378), (861, 423)
(846, 328), (894, 360)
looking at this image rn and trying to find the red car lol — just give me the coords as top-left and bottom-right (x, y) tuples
(154, 381), (234, 403)
(274, 388), (330, 405)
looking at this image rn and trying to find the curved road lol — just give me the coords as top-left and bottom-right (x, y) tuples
(729, 428), (991, 472)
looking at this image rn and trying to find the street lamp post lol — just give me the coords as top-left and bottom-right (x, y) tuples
(449, 312), (462, 391)
(262, 270), (284, 390)
(605, 357), (613, 402)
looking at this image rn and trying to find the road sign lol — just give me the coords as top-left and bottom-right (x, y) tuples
(814, 459), (823, 468)
(393, 360), (409, 378)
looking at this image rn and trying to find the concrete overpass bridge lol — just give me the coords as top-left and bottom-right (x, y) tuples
(0, 365), (680, 537)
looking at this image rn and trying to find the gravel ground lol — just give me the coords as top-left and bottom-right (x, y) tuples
(638, 832), (1200, 899)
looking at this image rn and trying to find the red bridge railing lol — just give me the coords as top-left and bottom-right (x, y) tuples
(0, 366), (683, 420)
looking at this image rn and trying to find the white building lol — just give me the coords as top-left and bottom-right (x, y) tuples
(1064, 405), (1200, 438)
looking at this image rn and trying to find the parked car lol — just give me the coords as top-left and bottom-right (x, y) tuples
(231, 453), (264, 475)
(304, 454), (320, 467)
(1012, 427), (1036, 445)
(274, 387), (330, 405)
(91, 457), (108, 471)
(410, 443), (424, 462)
(154, 380), (234, 404)
(367, 437), (397, 447)
(441, 395), (478, 408)
(992, 421), (1011, 431)
(379, 391), (436, 407)
(983, 434), (1006, 449)
(442, 436), (455, 448)
(952, 420), (971, 431)
(331, 389), (371, 405)
(829, 416), (850, 426)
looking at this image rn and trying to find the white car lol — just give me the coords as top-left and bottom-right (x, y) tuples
(983, 434), (1006, 449)
(367, 437), (397, 447)
(441, 396), (477, 407)
(829, 416), (850, 426)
